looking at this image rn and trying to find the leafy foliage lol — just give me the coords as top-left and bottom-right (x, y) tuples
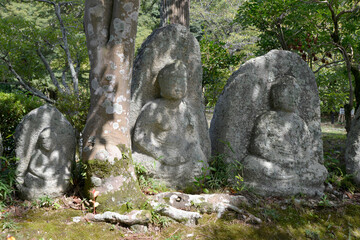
(235, 0), (360, 112)
(136, 0), (160, 52)
(191, 0), (258, 107)
(134, 161), (169, 195)
(317, 67), (349, 113)
(322, 131), (358, 193)
(236, 0), (320, 53)
(0, 91), (43, 156)
(200, 37), (241, 107)
(0, 0), (88, 100)
(0, 156), (18, 203)
(192, 141), (246, 193)
(55, 88), (90, 135)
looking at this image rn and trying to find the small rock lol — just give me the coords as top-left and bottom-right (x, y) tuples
(72, 216), (81, 223)
(333, 190), (341, 197)
(130, 224), (148, 233)
(91, 176), (102, 187)
(293, 199), (302, 208)
(315, 190), (325, 198)
(325, 183), (334, 192)
(330, 194), (337, 199)
(247, 216), (262, 225)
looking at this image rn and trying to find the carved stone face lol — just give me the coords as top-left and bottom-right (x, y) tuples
(38, 128), (55, 152)
(158, 61), (187, 100)
(271, 77), (300, 112)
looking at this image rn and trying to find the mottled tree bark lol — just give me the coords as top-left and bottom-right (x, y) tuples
(83, 0), (138, 161)
(82, 0), (145, 209)
(160, 0), (190, 28)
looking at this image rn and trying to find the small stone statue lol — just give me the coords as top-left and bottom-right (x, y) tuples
(15, 104), (75, 200)
(132, 61), (207, 188)
(18, 128), (72, 198)
(345, 108), (360, 185)
(243, 77), (327, 196)
(25, 128), (62, 184)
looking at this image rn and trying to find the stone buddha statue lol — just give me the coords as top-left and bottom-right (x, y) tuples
(243, 76), (327, 196)
(132, 61), (207, 188)
(17, 127), (72, 199)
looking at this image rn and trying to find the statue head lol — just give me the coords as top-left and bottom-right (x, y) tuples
(270, 76), (300, 112)
(38, 128), (56, 152)
(157, 60), (187, 100)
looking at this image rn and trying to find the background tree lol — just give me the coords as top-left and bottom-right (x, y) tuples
(136, 0), (160, 50)
(190, 0), (257, 107)
(0, 0), (89, 153)
(82, 0), (145, 207)
(313, 0), (360, 131)
(236, 0), (360, 131)
(0, 0), (86, 102)
(160, 0), (190, 28)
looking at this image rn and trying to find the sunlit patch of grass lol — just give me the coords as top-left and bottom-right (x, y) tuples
(321, 118), (347, 135)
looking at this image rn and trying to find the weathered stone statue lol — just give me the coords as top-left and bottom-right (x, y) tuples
(210, 50), (327, 196)
(345, 108), (360, 185)
(243, 78), (327, 196)
(15, 104), (75, 200)
(131, 24), (210, 189)
(133, 61), (206, 187)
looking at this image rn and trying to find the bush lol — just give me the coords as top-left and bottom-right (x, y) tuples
(0, 91), (43, 156)
(55, 89), (90, 136)
(200, 37), (242, 107)
(0, 156), (18, 203)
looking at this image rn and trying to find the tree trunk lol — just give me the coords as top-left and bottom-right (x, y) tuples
(160, 0), (190, 28)
(345, 103), (352, 133)
(82, 0), (145, 210)
(340, 48), (354, 133)
(351, 65), (360, 111)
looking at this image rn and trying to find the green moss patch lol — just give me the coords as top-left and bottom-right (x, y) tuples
(87, 157), (131, 180)
(96, 180), (147, 213)
(0, 208), (131, 240)
(192, 203), (360, 240)
(3, 199), (360, 239)
(85, 146), (147, 211)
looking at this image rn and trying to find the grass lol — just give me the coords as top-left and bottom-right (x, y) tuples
(2, 119), (360, 239)
(1, 208), (134, 239)
(154, 203), (360, 239)
(4, 200), (360, 239)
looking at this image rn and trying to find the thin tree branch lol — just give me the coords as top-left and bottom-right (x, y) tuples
(53, 2), (79, 96)
(336, 2), (360, 19)
(34, 0), (55, 5)
(1, 56), (54, 103)
(34, 0), (79, 6)
(0, 81), (20, 85)
(35, 0), (79, 96)
(61, 68), (71, 94)
(308, 0), (328, 3)
(36, 47), (65, 94)
(75, 52), (81, 76)
(314, 60), (344, 73)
